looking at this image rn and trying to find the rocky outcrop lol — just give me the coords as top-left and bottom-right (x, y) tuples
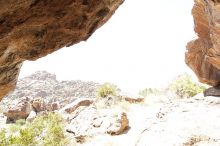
(3, 97), (32, 123)
(60, 98), (94, 114)
(186, 0), (220, 86)
(0, 0), (124, 100)
(0, 71), (100, 109)
(3, 96), (59, 123)
(65, 106), (129, 137)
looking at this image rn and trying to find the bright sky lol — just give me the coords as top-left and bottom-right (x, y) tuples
(20, 0), (196, 94)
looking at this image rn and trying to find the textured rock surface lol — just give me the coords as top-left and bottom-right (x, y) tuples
(65, 106), (129, 137)
(204, 85), (220, 96)
(0, 71), (100, 109)
(3, 97), (32, 123)
(61, 98), (94, 114)
(0, 0), (124, 100)
(3, 96), (59, 122)
(186, 0), (220, 86)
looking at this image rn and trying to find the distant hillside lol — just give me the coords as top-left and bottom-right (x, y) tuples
(1, 71), (100, 108)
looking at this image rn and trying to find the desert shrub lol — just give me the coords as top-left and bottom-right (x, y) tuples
(16, 119), (26, 126)
(0, 112), (68, 146)
(97, 83), (118, 98)
(42, 113), (68, 146)
(8, 119), (26, 133)
(139, 88), (161, 97)
(168, 74), (205, 98)
(0, 129), (7, 146)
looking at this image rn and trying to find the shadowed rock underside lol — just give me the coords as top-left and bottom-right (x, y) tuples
(0, 0), (124, 100)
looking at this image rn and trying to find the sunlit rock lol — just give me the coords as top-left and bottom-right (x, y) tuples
(186, 0), (220, 87)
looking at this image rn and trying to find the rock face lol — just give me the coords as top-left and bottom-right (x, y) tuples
(0, 0), (124, 100)
(186, 0), (220, 86)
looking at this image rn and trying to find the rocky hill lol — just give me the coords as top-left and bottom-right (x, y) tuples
(0, 71), (100, 109)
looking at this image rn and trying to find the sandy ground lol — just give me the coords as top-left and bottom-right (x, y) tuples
(81, 94), (220, 146)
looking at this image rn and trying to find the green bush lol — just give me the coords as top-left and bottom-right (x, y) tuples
(139, 88), (161, 97)
(168, 74), (205, 98)
(16, 119), (26, 126)
(0, 112), (68, 146)
(97, 83), (118, 98)
(42, 113), (68, 146)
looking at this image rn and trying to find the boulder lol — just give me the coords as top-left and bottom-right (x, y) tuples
(48, 102), (60, 111)
(31, 97), (46, 112)
(26, 110), (37, 122)
(0, 0), (124, 100)
(65, 105), (129, 137)
(3, 97), (32, 123)
(204, 86), (220, 97)
(31, 97), (59, 112)
(106, 112), (129, 135)
(60, 98), (94, 114)
(186, 0), (220, 87)
(119, 93), (144, 103)
(3, 96), (61, 122)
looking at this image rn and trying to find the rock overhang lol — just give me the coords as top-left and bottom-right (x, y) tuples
(0, 0), (124, 100)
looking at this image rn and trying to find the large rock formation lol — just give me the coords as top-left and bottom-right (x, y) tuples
(0, 0), (124, 100)
(186, 0), (220, 86)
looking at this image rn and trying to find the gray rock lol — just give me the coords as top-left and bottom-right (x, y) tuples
(1, 71), (101, 109)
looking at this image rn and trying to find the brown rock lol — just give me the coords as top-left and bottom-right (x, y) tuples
(204, 85), (220, 97)
(124, 97), (144, 103)
(61, 98), (94, 114)
(186, 0), (220, 86)
(3, 97), (32, 123)
(45, 102), (60, 111)
(31, 98), (60, 112)
(75, 135), (87, 144)
(107, 112), (129, 135)
(120, 93), (144, 103)
(31, 98), (46, 112)
(0, 0), (124, 100)
(50, 102), (60, 111)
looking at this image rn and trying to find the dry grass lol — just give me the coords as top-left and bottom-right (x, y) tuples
(183, 135), (216, 146)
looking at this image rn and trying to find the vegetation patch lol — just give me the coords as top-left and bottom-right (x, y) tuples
(139, 88), (162, 97)
(97, 83), (118, 98)
(168, 74), (206, 98)
(0, 112), (68, 146)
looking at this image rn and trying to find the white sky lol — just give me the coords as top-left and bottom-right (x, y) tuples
(20, 0), (196, 94)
